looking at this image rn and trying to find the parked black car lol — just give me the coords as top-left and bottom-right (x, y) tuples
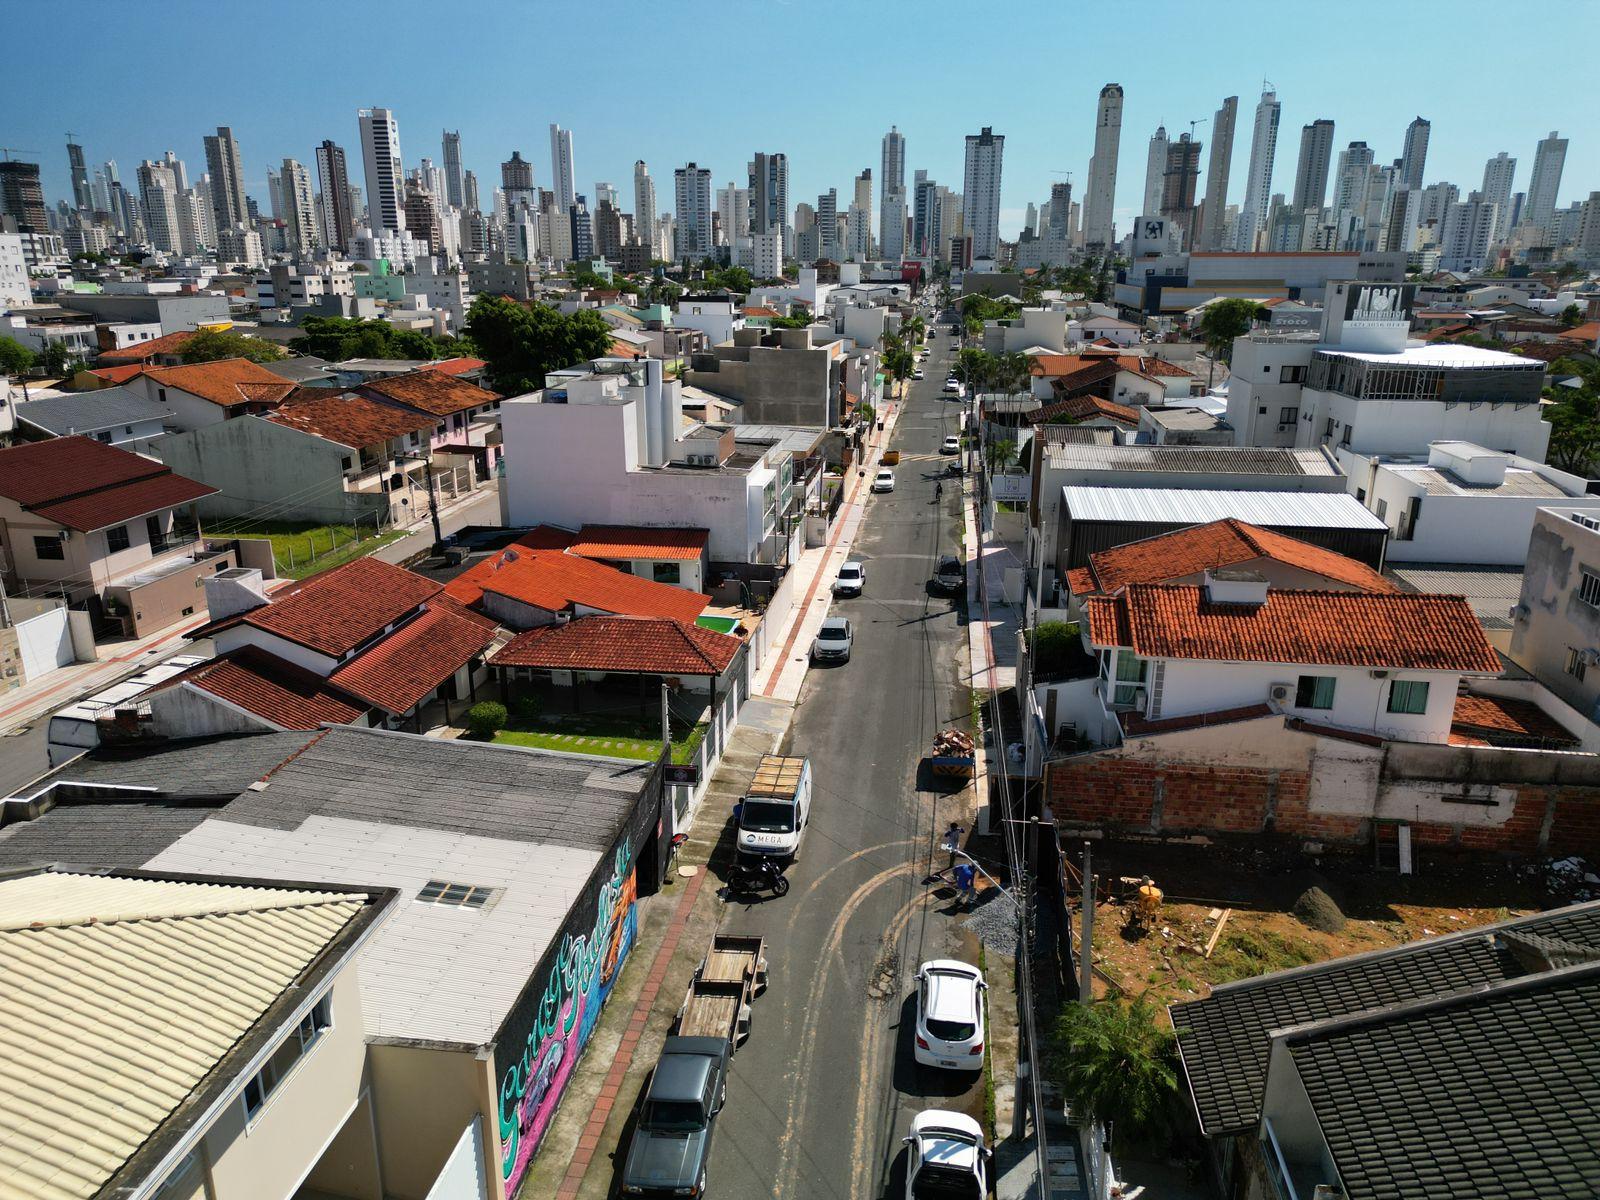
(932, 555), (965, 595)
(619, 1036), (730, 1197)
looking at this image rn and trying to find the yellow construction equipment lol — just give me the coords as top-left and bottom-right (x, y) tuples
(1126, 877), (1163, 930)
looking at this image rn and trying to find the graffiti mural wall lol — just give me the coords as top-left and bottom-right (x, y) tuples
(494, 840), (640, 1196)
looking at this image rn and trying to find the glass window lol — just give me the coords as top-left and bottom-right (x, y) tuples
(105, 525), (130, 552)
(1580, 571), (1600, 608)
(33, 535), (64, 561)
(1279, 407), (1297, 424)
(1113, 654), (1147, 705)
(1564, 648), (1587, 682)
(1387, 679), (1430, 714)
(241, 994), (333, 1122)
(652, 561), (681, 584)
(1295, 675), (1336, 710)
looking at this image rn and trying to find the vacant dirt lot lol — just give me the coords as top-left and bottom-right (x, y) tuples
(1065, 838), (1545, 1008)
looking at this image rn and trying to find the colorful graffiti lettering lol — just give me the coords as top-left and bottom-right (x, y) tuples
(498, 844), (637, 1192)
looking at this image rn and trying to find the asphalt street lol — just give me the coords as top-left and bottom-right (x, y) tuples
(706, 325), (986, 1199)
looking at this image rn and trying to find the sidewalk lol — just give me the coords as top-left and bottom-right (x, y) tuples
(373, 479), (503, 565)
(515, 697), (793, 1200)
(753, 391), (907, 702)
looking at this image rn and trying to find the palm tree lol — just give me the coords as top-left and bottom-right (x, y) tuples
(983, 437), (1018, 475)
(904, 315), (927, 344)
(1049, 994), (1180, 1152)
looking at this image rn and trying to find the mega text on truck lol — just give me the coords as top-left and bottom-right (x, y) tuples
(734, 754), (812, 860)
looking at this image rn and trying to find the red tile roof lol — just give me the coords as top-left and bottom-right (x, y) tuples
(0, 436), (216, 532)
(142, 358), (297, 409)
(607, 338), (646, 360)
(329, 603), (495, 714)
(423, 357), (488, 376)
(97, 329), (197, 363)
(1558, 321), (1600, 344)
(742, 306), (782, 317)
(1085, 584), (1501, 673)
(86, 363), (148, 385)
(265, 390), (436, 448)
(568, 526), (709, 562)
(1450, 693), (1578, 747)
(1073, 519), (1398, 596)
(360, 369), (501, 417)
(154, 646), (367, 729)
(1037, 392), (1139, 426)
(1119, 354), (1192, 379)
(491, 615), (740, 676)
(238, 557), (442, 657)
(443, 547), (708, 622)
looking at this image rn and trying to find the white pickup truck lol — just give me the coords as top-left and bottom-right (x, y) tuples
(735, 754), (812, 860)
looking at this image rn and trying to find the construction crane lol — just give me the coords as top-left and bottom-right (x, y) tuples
(0, 147), (40, 162)
(1187, 117), (1209, 141)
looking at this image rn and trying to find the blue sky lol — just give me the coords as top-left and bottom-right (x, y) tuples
(12, 0), (1596, 239)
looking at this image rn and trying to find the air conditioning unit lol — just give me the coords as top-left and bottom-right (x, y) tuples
(1269, 683), (1292, 703)
(1509, 603), (1530, 622)
(1580, 649), (1600, 667)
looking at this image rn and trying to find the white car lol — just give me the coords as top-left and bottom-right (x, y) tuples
(942, 378), (960, 394)
(912, 368), (925, 380)
(913, 959), (986, 1070)
(872, 468), (896, 493)
(903, 1110), (990, 1200)
(940, 435), (961, 455)
(833, 561), (866, 596)
(810, 616), (853, 663)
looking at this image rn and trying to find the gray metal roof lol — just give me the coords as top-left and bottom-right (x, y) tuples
(7, 732), (317, 801)
(223, 725), (653, 852)
(141, 725), (659, 1045)
(1061, 486), (1387, 529)
(12, 387), (174, 436)
(1386, 562), (1526, 630)
(261, 355), (335, 384)
(1138, 406), (1230, 431)
(731, 424), (827, 454)
(1045, 445), (1338, 475)
(1284, 962), (1600, 1200)
(1037, 425), (1117, 446)
(1169, 901), (1600, 1136)
(977, 393), (1042, 413)
(0, 802), (213, 871)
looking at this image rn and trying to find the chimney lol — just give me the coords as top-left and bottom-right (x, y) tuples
(1202, 568), (1270, 607)
(203, 567), (269, 621)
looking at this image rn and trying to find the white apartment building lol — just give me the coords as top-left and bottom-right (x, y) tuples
(1348, 441), (1600, 565)
(0, 233), (28, 309)
(1227, 281), (1550, 463)
(962, 127), (1004, 261)
(1509, 506), (1600, 720)
(674, 164), (712, 259)
(499, 359), (786, 564)
(676, 296), (742, 345)
(358, 107), (406, 236)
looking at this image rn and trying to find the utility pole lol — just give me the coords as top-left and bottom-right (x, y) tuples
(660, 681), (671, 753)
(1079, 841), (1094, 1006)
(421, 458), (445, 551)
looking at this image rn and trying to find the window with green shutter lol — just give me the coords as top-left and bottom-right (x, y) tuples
(1387, 679), (1430, 714)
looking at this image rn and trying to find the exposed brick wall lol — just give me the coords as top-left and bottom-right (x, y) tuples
(1047, 753), (1600, 858)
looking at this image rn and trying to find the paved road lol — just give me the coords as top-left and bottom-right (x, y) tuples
(708, 329), (984, 1199)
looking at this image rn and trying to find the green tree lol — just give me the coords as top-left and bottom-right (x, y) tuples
(180, 328), (287, 364)
(463, 295), (614, 395)
(0, 336), (35, 375)
(466, 701), (508, 739)
(287, 316), (466, 363)
(1198, 297), (1269, 364)
(983, 437), (1018, 475)
(1559, 303), (1584, 328)
(37, 341), (78, 377)
(1049, 995), (1181, 1152)
(881, 332), (915, 383)
(902, 315), (926, 344)
(1544, 357), (1600, 474)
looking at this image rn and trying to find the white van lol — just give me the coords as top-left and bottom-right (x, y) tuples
(735, 755), (813, 860)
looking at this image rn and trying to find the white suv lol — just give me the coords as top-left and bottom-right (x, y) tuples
(903, 1110), (989, 1199)
(913, 959), (986, 1070)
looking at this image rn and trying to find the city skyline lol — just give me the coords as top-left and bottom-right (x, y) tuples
(5, 0), (1597, 245)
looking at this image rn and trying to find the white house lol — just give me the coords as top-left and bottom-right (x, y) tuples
(498, 358), (787, 565)
(1080, 574), (1502, 746)
(1345, 440), (1600, 565)
(675, 296), (742, 345)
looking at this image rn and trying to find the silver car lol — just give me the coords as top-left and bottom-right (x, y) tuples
(810, 616), (853, 663)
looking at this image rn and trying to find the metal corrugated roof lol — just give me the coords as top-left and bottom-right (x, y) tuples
(1061, 486), (1388, 529)
(1045, 445), (1339, 475)
(0, 871), (367, 1200)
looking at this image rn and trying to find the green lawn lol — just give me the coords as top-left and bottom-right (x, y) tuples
(494, 714), (708, 764)
(211, 522), (407, 579)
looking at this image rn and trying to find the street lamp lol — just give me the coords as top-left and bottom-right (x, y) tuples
(392, 452), (446, 553)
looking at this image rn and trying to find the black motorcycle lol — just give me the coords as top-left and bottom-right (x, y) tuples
(727, 855), (790, 899)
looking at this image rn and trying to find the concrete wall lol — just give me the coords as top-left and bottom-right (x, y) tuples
(1045, 716), (1600, 857)
(156, 415), (391, 525)
(1299, 389), (1552, 461)
(368, 1043), (497, 1200)
(15, 604), (72, 678)
(105, 547), (238, 637)
(1510, 508), (1600, 721)
(198, 972), (370, 1200)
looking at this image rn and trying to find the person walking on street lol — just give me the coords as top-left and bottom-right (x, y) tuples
(942, 820), (964, 875)
(954, 861), (977, 910)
